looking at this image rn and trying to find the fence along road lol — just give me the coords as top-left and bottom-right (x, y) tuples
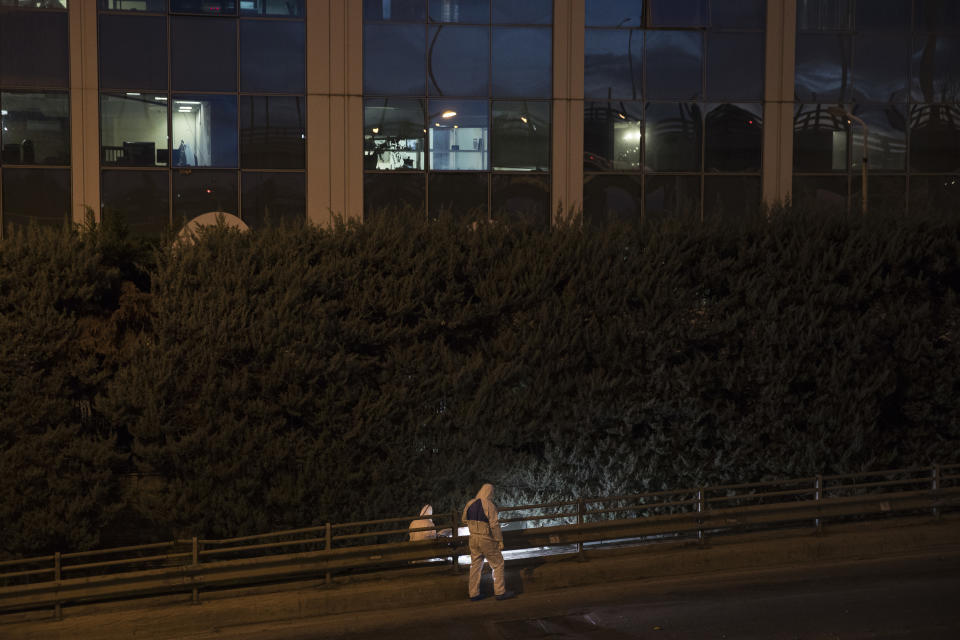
(1, 463), (958, 619)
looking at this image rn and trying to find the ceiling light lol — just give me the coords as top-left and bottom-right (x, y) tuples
(441, 110), (456, 118)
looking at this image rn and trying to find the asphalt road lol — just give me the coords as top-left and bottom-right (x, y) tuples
(199, 550), (960, 639)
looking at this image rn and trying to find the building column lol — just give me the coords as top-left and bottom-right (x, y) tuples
(307, 0), (364, 227)
(69, 0), (100, 226)
(762, 0), (797, 207)
(552, 0), (585, 225)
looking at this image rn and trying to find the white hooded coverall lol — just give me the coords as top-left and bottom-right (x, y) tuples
(461, 483), (505, 598)
(409, 504), (438, 541)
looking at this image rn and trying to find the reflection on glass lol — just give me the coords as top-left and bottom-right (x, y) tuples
(428, 99), (488, 170)
(0, 11), (69, 88)
(98, 0), (166, 12)
(492, 174), (549, 228)
(428, 25), (489, 96)
(711, 0), (764, 29)
(492, 101), (550, 171)
(703, 176), (761, 220)
(583, 174), (642, 228)
(364, 24), (426, 95)
(1, 168), (70, 229)
(428, 172), (487, 222)
(704, 103), (762, 172)
(363, 0), (425, 22)
(170, 0), (235, 14)
(792, 175), (848, 212)
(364, 98), (426, 170)
(644, 102), (702, 172)
(851, 34), (909, 103)
(855, 0), (909, 30)
(100, 93), (168, 167)
(173, 170), (238, 224)
(909, 104), (960, 172)
(911, 34), (960, 103)
(240, 20), (305, 93)
(915, 0), (960, 32)
(797, 0), (852, 31)
(584, 29), (642, 100)
(646, 30), (702, 100)
(650, 0), (707, 27)
(909, 175), (960, 214)
(585, 0), (643, 27)
(849, 105), (906, 171)
(583, 101), (642, 171)
(706, 33), (763, 101)
(241, 172), (305, 229)
(851, 175), (905, 215)
(795, 34), (851, 103)
(364, 173), (426, 220)
(793, 104), (848, 172)
(240, 0), (303, 16)
(1, 0), (67, 7)
(172, 16), (237, 92)
(99, 14), (167, 90)
(492, 0), (552, 25)
(101, 170), (169, 238)
(644, 175), (700, 223)
(1, 92), (70, 165)
(240, 96), (304, 169)
(492, 27), (552, 97)
(171, 94), (238, 167)
(428, 0), (489, 24)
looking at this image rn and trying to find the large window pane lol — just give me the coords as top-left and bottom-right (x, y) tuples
(240, 20), (305, 93)
(364, 24), (426, 95)
(852, 34), (909, 103)
(649, 0), (707, 27)
(100, 93), (168, 167)
(1, 168), (70, 229)
(797, 0), (852, 31)
(172, 17), (237, 92)
(646, 31), (702, 100)
(585, 0), (643, 27)
(644, 102), (702, 172)
(491, 174), (549, 228)
(911, 35), (960, 103)
(428, 0), (488, 24)
(173, 170), (238, 224)
(241, 171), (305, 229)
(364, 173), (425, 220)
(428, 25), (489, 96)
(492, 101), (550, 171)
(1, 92), (70, 165)
(583, 173), (642, 227)
(492, 0), (551, 25)
(492, 27), (551, 98)
(0, 11), (69, 88)
(240, 96), (304, 169)
(364, 98), (426, 170)
(704, 103), (762, 172)
(170, 0), (235, 14)
(909, 175), (960, 214)
(428, 172), (487, 222)
(706, 33), (763, 101)
(101, 169), (169, 238)
(711, 0), (764, 29)
(428, 99), (488, 170)
(855, 0), (909, 30)
(240, 0), (303, 16)
(98, 1), (167, 11)
(363, 0), (426, 22)
(703, 176), (761, 220)
(849, 105), (906, 171)
(585, 29), (642, 100)
(172, 94), (238, 167)
(909, 104), (960, 172)
(795, 33), (851, 103)
(851, 175), (905, 215)
(583, 101), (643, 171)
(793, 104), (848, 172)
(99, 14), (167, 90)
(644, 175), (700, 223)
(792, 175), (848, 212)
(915, 0), (960, 32)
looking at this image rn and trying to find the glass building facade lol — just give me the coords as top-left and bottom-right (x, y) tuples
(0, 0), (957, 239)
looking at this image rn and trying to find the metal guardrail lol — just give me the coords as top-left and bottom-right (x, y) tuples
(1, 463), (957, 618)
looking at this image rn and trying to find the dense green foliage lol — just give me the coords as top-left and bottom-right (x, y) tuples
(2, 209), (959, 556)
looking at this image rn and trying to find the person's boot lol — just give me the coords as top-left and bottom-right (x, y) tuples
(495, 590), (516, 601)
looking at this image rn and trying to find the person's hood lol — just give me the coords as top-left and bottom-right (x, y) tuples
(475, 483), (494, 501)
(419, 504), (433, 517)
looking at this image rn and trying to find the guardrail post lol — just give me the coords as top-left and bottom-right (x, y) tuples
(696, 488), (705, 544)
(932, 464), (941, 520)
(191, 537), (200, 605)
(325, 523), (332, 585)
(54, 552), (61, 620)
(576, 498), (586, 561)
(815, 475), (823, 533)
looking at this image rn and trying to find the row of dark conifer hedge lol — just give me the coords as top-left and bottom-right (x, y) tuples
(2, 207), (959, 558)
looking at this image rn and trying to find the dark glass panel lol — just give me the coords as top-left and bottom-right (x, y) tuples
(101, 169), (169, 237)
(491, 27), (552, 98)
(582, 173), (641, 228)
(170, 0), (236, 14)
(428, 0), (488, 24)
(583, 101), (643, 171)
(792, 175), (848, 212)
(171, 94), (238, 167)
(1, 92), (70, 165)
(644, 102), (702, 172)
(850, 175), (906, 215)
(173, 170), (238, 224)
(0, 11), (69, 88)
(240, 20), (305, 93)
(915, 0), (960, 32)
(911, 34), (960, 103)
(793, 104), (849, 172)
(171, 17), (237, 92)
(428, 99), (488, 170)
(646, 30), (702, 100)
(855, 0), (910, 30)
(98, 0), (167, 10)
(240, 0), (303, 17)
(706, 33), (763, 101)
(849, 105), (906, 171)
(795, 33), (852, 102)
(711, 0), (765, 29)
(851, 34), (909, 103)
(241, 171), (305, 229)
(99, 15), (167, 91)
(1, 168), (70, 229)
(100, 93), (169, 167)
(644, 175), (700, 224)
(585, 0), (643, 27)
(584, 29), (643, 100)
(428, 25), (489, 96)
(492, 0), (551, 25)
(797, 0), (853, 31)
(491, 101), (550, 171)
(363, 172), (426, 221)
(704, 103), (762, 172)
(703, 176), (761, 220)
(239, 96), (304, 170)
(428, 172), (487, 222)
(909, 104), (960, 172)
(363, 0), (425, 22)
(908, 175), (960, 213)
(1, 0), (67, 7)
(364, 98), (426, 170)
(364, 24), (426, 96)
(649, 0), (707, 27)
(491, 174), (549, 228)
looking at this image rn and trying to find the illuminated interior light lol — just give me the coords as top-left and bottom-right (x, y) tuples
(441, 110), (457, 118)
(125, 92), (141, 96)
(175, 100), (201, 105)
(0, 110), (6, 116)
(520, 115), (528, 124)
(618, 112), (626, 119)
(371, 127), (379, 134)
(453, 125), (458, 128)
(154, 96), (168, 101)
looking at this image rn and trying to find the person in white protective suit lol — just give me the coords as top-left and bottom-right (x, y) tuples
(462, 483), (515, 601)
(408, 504), (451, 541)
